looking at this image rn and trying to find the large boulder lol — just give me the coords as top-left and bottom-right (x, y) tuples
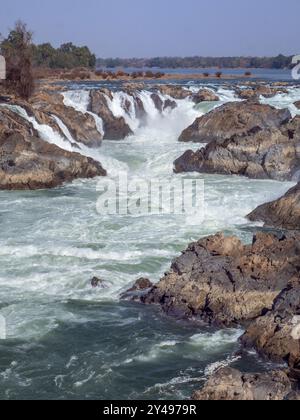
(193, 368), (295, 401)
(174, 126), (300, 181)
(156, 85), (191, 100)
(192, 89), (219, 104)
(248, 183), (300, 230)
(0, 108), (106, 190)
(241, 280), (300, 373)
(178, 102), (291, 142)
(140, 232), (300, 326)
(30, 92), (103, 147)
(89, 90), (133, 140)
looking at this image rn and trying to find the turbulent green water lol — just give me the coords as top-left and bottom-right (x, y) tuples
(0, 83), (298, 400)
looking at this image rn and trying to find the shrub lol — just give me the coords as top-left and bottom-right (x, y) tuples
(203, 72), (210, 77)
(215, 71), (222, 78)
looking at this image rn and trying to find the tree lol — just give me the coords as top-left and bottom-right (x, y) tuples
(1, 21), (35, 99)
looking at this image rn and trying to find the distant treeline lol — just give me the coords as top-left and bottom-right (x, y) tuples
(32, 42), (96, 69)
(96, 55), (293, 70)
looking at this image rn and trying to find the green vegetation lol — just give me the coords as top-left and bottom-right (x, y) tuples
(0, 21), (35, 99)
(32, 42), (96, 69)
(96, 55), (293, 70)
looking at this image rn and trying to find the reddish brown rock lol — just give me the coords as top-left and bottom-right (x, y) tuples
(192, 89), (219, 103)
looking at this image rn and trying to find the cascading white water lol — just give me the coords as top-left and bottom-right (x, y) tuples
(1, 104), (75, 152)
(63, 90), (104, 136)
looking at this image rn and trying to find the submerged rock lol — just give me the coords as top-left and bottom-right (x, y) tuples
(248, 183), (300, 230)
(0, 108), (106, 190)
(178, 102), (291, 143)
(121, 278), (153, 301)
(193, 368), (295, 401)
(91, 277), (106, 288)
(89, 90), (133, 140)
(141, 232), (300, 326)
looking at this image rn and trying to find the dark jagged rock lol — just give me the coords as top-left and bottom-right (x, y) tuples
(151, 93), (163, 112)
(141, 232), (300, 326)
(294, 101), (300, 110)
(89, 90), (133, 140)
(0, 108), (106, 190)
(192, 89), (219, 104)
(91, 277), (106, 288)
(151, 93), (178, 113)
(178, 102), (291, 143)
(192, 368), (296, 401)
(163, 98), (177, 111)
(121, 278), (153, 301)
(248, 183), (300, 230)
(241, 280), (300, 372)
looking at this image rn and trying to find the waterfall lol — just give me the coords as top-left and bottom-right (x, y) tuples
(104, 91), (140, 132)
(63, 90), (104, 136)
(1, 104), (75, 152)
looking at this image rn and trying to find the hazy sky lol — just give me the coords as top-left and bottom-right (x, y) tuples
(1, 0), (299, 57)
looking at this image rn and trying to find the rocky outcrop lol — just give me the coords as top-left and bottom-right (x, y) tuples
(175, 127), (300, 181)
(248, 183), (300, 230)
(237, 85), (288, 100)
(140, 232), (300, 326)
(294, 101), (300, 110)
(241, 281), (300, 374)
(175, 102), (300, 181)
(0, 108), (106, 190)
(178, 102), (291, 143)
(89, 90), (133, 140)
(150, 93), (177, 112)
(30, 92), (103, 147)
(193, 368), (296, 401)
(156, 85), (191, 100)
(192, 89), (219, 104)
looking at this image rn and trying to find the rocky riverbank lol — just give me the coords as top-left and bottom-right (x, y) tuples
(124, 230), (300, 400)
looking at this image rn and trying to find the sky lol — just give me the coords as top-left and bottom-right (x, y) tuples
(0, 0), (299, 58)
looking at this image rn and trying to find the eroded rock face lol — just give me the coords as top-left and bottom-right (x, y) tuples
(89, 90), (133, 140)
(0, 108), (106, 190)
(192, 368), (295, 401)
(192, 89), (219, 104)
(175, 127), (300, 181)
(248, 183), (300, 230)
(178, 102), (291, 143)
(241, 281), (300, 372)
(141, 232), (300, 326)
(30, 92), (103, 147)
